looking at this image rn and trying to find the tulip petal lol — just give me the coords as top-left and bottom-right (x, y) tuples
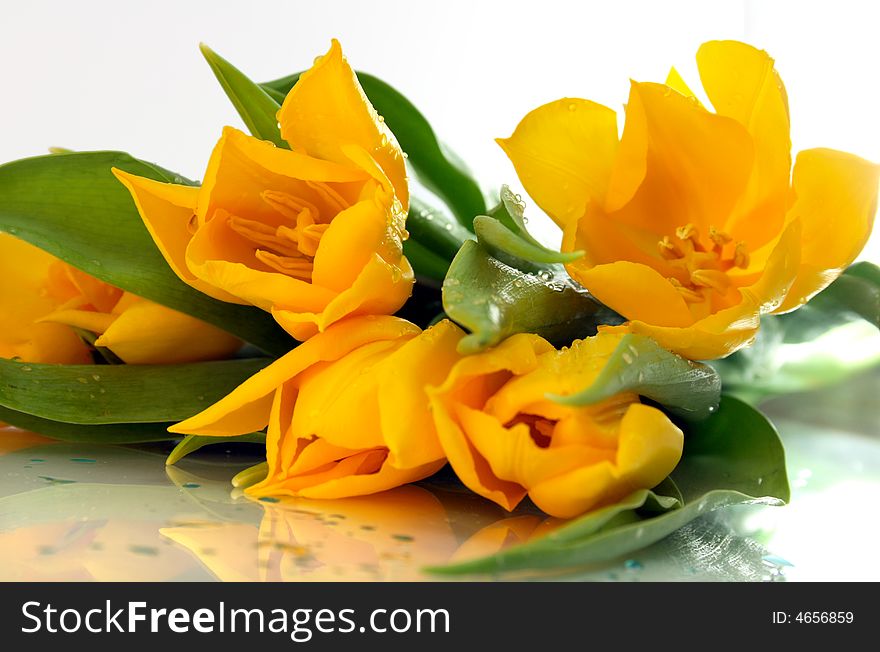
(92, 300), (240, 365)
(602, 289), (762, 360)
(573, 261), (695, 327)
(39, 309), (116, 335)
(111, 169), (242, 303)
(528, 403), (682, 518)
(273, 254), (413, 339)
(497, 98), (619, 227)
(278, 39), (408, 208)
(311, 196), (388, 292)
(170, 316), (420, 437)
(665, 67), (704, 108)
(377, 319), (463, 468)
(774, 148), (880, 313)
(697, 40), (791, 248)
(606, 82), (753, 234)
(249, 457), (445, 500)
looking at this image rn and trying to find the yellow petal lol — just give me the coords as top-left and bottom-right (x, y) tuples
(93, 300), (240, 364)
(171, 316), (420, 437)
(249, 456), (445, 500)
(376, 319), (464, 468)
(665, 67), (704, 108)
(774, 148), (880, 313)
(497, 98), (619, 227)
(697, 40), (791, 248)
(39, 309), (116, 335)
(185, 210), (337, 313)
(605, 81), (754, 234)
(272, 254), (413, 338)
(571, 261), (695, 327)
(311, 196), (389, 292)
(430, 396), (526, 511)
(278, 40), (408, 208)
(110, 169), (242, 304)
(602, 290), (762, 360)
(528, 403), (682, 518)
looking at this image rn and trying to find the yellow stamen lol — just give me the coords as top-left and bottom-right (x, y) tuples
(255, 250), (313, 280)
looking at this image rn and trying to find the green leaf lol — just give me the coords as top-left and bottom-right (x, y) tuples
(261, 71), (485, 228)
(0, 151), (293, 356)
(429, 396), (788, 575)
(479, 186), (583, 267)
(199, 44), (287, 148)
(165, 433), (266, 466)
(712, 263), (880, 402)
(551, 333), (721, 421)
(407, 196), (474, 263)
(776, 261), (880, 343)
(474, 216), (582, 269)
(0, 404), (177, 444)
(443, 240), (621, 354)
(0, 357), (269, 425)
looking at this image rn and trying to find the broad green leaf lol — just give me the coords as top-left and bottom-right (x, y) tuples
(0, 405), (177, 444)
(429, 396), (788, 575)
(166, 433), (266, 466)
(0, 151), (293, 356)
(776, 261), (880, 343)
(443, 240), (621, 354)
(402, 239), (451, 282)
(0, 357), (269, 425)
(713, 321), (880, 404)
(261, 71), (486, 228)
(199, 44), (287, 148)
(552, 333), (721, 421)
(712, 263), (880, 402)
(479, 186), (583, 267)
(407, 196), (474, 263)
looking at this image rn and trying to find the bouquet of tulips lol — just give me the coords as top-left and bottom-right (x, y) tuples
(1, 39), (877, 574)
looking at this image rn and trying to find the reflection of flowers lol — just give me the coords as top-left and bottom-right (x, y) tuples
(430, 331), (683, 518)
(0, 232), (240, 364)
(172, 317), (464, 499)
(114, 40), (413, 341)
(161, 486), (458, 581)
(500, 40), (879, 360)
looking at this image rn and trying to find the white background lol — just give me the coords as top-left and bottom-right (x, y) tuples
(1, 0), (878, 258)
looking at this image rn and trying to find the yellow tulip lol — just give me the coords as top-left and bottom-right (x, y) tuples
(0, 232), (241, 364)
(428, 331), (683, 519)
(171, 316), (464, 498)
(113, 40), (413, 341)
(499, 40), (879, 359)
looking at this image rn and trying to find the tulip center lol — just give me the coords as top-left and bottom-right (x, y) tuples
(226, 187), (344, 281)
(507, 414), (554, 448)
(657, 223), (749, 304)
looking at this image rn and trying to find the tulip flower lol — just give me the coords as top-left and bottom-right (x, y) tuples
(171, 316), (464, 498)
(0, 233), (240, 364)
(429, 331), (683, 518)
(500, 40), (879, 359)
(113, 40), (413, 341)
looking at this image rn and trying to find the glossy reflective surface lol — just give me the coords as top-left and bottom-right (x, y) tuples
(1, 369), (878, 582)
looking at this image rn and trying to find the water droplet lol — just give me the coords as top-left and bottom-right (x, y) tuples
(444, 278), (460, 287)
(624, 559), (643, 570)
(513, 279), (524, 288)
(259, 496), (280, 503)
(70, 458), (96, 464)
(76, 377), (89, 384)
(379, 134), (389, 147)
(91, 374), (101, 381)
(378, 115), (385, 123)
(622, 353), (634, 364)
(522, 216), (529, 224)
(444, 223), (453, 231)
(20, 366), (32, 372)
(402, 152), (408, 159)
(567, 103), (577, 112)
(182, 482), (201, 489)
(538, 270), (552, 282)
